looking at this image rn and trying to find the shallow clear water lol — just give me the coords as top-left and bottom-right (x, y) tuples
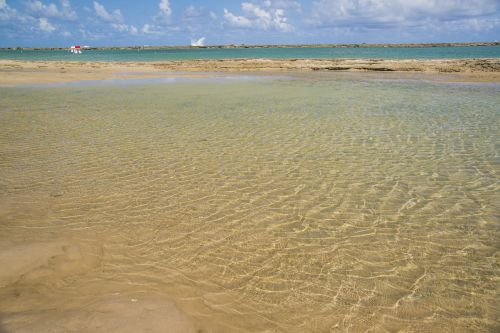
(1, 45), (500, 61)
(0, 75), (499, 332)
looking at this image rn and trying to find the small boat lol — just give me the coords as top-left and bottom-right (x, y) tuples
(70, 45), (82, 54)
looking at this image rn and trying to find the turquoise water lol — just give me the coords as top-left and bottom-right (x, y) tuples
(1, 45), (499, 61)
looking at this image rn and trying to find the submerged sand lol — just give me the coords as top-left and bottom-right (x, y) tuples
(0, 241), (201, 332)
(0, 62), (499, 332)
(0, 58), (499, 86)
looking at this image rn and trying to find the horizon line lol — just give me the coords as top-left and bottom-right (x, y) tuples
(1, 41), (499, 50)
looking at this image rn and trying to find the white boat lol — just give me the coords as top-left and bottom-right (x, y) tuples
(70, 45), (82, 54)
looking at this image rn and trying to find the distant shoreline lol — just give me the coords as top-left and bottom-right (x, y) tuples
(1, 42), (499, 51)
(1, 58), (499, 86)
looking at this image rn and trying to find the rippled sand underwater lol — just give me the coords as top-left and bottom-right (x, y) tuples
(0, 75), (499, 332)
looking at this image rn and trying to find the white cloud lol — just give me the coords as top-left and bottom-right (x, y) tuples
(224, 8), (252, 28)
(112, 23), (138, 35)
(0, 0), (18, 22)
(309, 0), (499, 30)
(140, 0), (173, 33)
(111, 23), (127, 32)
(60, 0), (76, 19)
(26, 0), (77, 21)
(89, 1), (141, 38)
(157, 0), (171, 23)
(271, 8), (291, 32)
(159, 0), (171, 16)
(0, 1), (69, 38)
(39, 17), (55, 32)
(93, 1), (123, 23)
(141, 23), (154, 34)
(224, 2), (293, 31)
(263, 0), (301, 12)
(1, 1), (32, 24)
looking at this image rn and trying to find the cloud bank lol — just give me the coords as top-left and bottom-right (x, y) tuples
(224, 2), (294, 32)
(0, 0), (499, 46)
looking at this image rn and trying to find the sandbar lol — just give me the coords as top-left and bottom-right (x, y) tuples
(0, 58), (499, 86)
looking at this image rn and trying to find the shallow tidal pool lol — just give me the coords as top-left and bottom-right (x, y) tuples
(0, 74), (499, 332)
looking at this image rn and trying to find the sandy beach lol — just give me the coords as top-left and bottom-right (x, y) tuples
(1, 58), (499, 86)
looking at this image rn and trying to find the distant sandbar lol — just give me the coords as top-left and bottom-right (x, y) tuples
(0, 58), (499, 86)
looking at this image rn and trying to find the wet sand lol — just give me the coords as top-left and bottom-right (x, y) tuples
(0, 58), (499, 86)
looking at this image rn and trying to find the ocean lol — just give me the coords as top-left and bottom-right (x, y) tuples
(0, 45), (499, 61)
(0, 74), (499, 332)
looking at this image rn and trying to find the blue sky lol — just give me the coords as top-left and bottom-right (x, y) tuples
(1, 0), (499, 47)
